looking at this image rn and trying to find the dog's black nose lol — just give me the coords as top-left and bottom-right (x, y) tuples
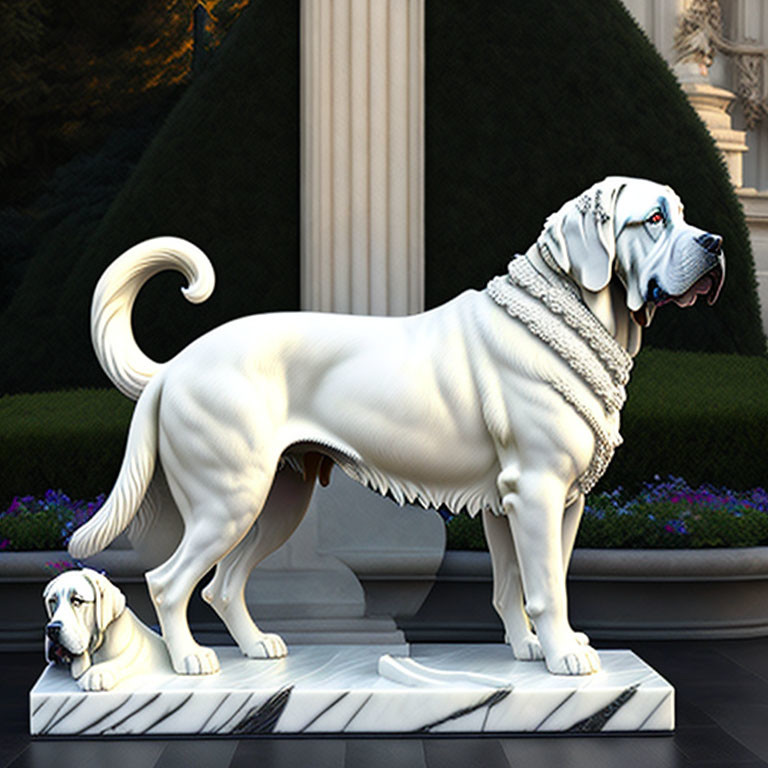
(695, 233), (723, 254)
(46, 621), (62, 642)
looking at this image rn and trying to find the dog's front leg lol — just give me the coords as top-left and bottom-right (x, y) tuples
(499, 468), (599, 675)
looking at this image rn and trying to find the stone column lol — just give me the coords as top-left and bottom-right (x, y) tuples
(300, 0), (424, 315)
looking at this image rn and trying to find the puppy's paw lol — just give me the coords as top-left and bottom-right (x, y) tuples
(78, 667), (117, 692)
(175, 646), (220, 675)
(546, 644), (601, 676)
(574, 631), (590, 646)
(243, 633), (287, 659)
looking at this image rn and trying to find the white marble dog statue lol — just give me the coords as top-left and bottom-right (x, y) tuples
(44, 568), (171, 690)
(69, 176), (725, 676)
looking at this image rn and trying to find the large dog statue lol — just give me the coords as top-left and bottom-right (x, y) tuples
(69, 177), (725, 676)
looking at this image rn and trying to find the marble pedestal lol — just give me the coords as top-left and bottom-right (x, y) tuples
(30, 644), (673, 735)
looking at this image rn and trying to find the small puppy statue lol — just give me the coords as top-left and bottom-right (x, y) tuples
(44, 568), (171, 691)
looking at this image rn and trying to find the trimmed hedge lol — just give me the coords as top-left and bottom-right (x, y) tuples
(2, 349), (767, 517)
(0, 389), (132, 505)
(600, 348), (768, 493)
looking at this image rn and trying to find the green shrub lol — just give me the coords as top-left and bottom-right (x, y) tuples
(599, 348), (768, 493)
(0, 389), (131, 504)
(445, 512), (488, 552)
(0, 91), (182, 391)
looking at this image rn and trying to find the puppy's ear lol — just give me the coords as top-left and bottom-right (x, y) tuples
(81, 569), (126, 631)
(541, 178), (626, 293)
(42, 581), (55, 619)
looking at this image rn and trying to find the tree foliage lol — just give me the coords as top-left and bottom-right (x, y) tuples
(0, 0), (247, 205)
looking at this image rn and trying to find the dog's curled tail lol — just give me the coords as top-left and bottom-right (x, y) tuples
(91, 236), (215, 400)
(68, 377), (162, 559)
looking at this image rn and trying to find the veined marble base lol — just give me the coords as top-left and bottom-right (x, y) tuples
(30, 644), (673, 735)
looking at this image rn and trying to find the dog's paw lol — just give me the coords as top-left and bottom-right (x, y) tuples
(78, 667), (117, 692)
(574, 631), (590, 646)
(243, 633), (287, 659)
(175, 646), (220, 675)
(545, 644), (601, 676)
(507, 633), (544, 661)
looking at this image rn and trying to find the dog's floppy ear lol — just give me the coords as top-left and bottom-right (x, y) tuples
(540, 177), (627, 293)
(81, 568), (126, 631)
(42, 580), (55, 619)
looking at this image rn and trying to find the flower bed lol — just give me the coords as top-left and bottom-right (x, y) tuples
(0, 490), (104, 552)
(445, 476), (768, 550)
(5, 477), (768, 552)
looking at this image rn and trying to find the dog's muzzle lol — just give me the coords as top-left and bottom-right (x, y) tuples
(46, 621), (62, 643)
(649, 232), (725, 309)
(46, 622), (74, 664)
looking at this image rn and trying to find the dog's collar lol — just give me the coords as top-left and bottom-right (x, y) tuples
(532, 242), (581, 298)
(485, 255), (633, 494)
(494, 252), (633, 394)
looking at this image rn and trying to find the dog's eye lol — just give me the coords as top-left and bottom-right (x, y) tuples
(647, 211), (664, 225)
(48, 598), (58, 613)
(71, 596), (83, 608)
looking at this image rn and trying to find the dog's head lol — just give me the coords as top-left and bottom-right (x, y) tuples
(538, 176), (725, 336)
(43, 568), (126, 668)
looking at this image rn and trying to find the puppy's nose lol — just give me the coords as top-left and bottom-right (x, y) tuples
(46, 621), (62, 642)
(695, 232), (723, 254)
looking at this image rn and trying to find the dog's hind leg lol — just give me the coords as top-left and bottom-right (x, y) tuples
(482, 508), (543, 661)
(145, 495), (259, 674)
(145, 455), (279, 675)
(201, 459), (322, 659)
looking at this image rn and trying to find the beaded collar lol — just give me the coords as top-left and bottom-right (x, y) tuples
(485, 244), (633, 494)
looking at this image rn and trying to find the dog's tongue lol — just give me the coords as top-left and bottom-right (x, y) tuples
(49, 642), (73, 665)
(673, 274), (713, 308)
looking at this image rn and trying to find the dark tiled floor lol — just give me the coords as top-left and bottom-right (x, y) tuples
(4, 638), (768, 768)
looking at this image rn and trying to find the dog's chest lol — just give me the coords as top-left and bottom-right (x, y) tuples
(484, 258), (632, 493)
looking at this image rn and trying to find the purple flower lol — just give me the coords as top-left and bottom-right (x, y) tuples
(45, 560), (77, 575)
(1, 490), (108, 550)
(664, 519), (689, 535)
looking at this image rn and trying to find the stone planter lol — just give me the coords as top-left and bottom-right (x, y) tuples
(569, 547), (768, 639)
(401, 547), (768, 642)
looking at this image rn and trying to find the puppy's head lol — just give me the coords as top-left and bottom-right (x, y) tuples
(538, 176), (725, 329)
(43, 568), (126, 665)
